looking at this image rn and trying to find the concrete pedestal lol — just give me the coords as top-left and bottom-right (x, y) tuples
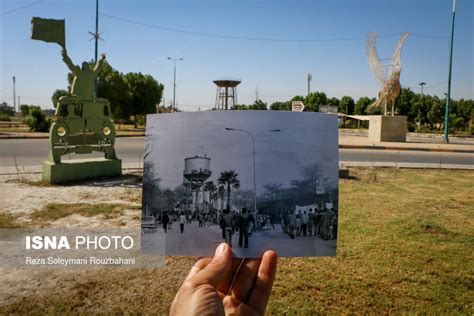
(42, 158), (122, 184)
(368, 115), (407, 142)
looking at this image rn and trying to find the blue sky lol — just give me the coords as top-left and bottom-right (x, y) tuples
(1, 0), (472, 111)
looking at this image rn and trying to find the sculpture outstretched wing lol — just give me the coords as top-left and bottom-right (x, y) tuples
(391, 32), (409, 69)
(366, 32), (386, 84)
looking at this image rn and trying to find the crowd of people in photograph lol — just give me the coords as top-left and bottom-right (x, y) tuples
(282, 208), (338, 240)
(148, 204), (338, 245)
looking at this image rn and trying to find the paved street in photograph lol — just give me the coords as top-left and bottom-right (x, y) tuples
(142, 221), (336, 258)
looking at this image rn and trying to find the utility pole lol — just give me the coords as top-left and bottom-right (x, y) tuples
(167, 57), (183, 110)
(12, 76), (16, 113)
(88, 0), (101, 97)
(307, 73), (312, 96)
(444, 0), (456, 143)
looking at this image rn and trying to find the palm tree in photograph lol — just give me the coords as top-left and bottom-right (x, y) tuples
(203, 181), (217, 211)
(218, 170), (240, 210)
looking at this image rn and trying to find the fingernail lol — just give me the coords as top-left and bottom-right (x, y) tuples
(216, 243), (227, 255)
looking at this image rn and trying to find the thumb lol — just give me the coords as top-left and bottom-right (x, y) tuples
(196, 243), (232, 287)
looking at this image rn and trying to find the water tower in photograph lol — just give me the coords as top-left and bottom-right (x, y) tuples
(183, 155), (212, 212)
(213, 79), (241, 110)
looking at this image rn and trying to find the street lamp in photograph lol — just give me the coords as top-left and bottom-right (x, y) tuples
(167, 57), (183, 110)
(225, 127), (281, 220)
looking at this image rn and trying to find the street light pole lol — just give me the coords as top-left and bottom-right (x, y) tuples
(225, 128), (281, 221)
(444, 0), (457, 143)
(168, 57), (183, 110)
(307, 73), (312, 96)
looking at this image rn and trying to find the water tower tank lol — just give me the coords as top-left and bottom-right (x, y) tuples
(183, 156), (212, 182)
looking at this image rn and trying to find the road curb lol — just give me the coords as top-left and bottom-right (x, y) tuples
(339, 144), (474, 154)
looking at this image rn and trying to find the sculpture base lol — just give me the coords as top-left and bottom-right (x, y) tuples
(368, 115), (407, 142)
(42, 158), (122, 184)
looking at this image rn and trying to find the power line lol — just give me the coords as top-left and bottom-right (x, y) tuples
(100, 12), (448, 43)
(411, 33), (450, 39)
(1, 0), (42, 15)
(407, 81), (447, 90)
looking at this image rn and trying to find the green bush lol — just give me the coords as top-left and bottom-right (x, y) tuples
(0, 114), (11, 121)
(26, 107), (51, 132)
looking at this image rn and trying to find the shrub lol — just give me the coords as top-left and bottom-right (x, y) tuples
(26, 107), (51, 132)
(0, 114), (10, 121)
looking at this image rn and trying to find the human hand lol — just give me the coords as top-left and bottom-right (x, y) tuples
(170, 243), (277, 316)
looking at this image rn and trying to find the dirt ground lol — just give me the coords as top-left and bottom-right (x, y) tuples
(0, 172), (148, 308)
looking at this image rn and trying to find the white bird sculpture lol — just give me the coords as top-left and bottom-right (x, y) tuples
(366, 32), (409, 116)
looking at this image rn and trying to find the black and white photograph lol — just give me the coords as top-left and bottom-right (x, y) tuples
(141, 111), (339, 257)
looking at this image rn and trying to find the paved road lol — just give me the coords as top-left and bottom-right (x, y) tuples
(141, 221), (336, 258)
(0, 137), (473, 168)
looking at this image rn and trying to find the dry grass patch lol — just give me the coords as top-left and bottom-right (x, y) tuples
(29, 203), (127, 221)
(0, 213), (21, 228)
(20, 180), (55, 187)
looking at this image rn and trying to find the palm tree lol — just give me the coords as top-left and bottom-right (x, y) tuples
(203, 181), (217, 211)
(218, 170), (240, 210)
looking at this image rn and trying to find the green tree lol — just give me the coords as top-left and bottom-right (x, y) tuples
(125, 72), (164, 127)
(26, 107), (51, 132)
(453, 99), (474, 131)
(51, 89), (70, 108)
(231, 99), (268, 110)
(339, 96), (355, 115)
(328, 97), (340, 106)
(354, 97), (372, 115)
(397, 88), (417, 120)
(304, 92), (327, 112)
(218, 170), (240, 210)
(270, 101), (291, 111)
(0, 102), (14, 116)
(97, 61), (132, 121)
(427, 96), (444, 130)
(19, 104), (30, 117)
(250, 99), (267, 110)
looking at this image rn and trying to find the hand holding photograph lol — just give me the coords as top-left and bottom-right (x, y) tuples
(141, 111), (339, 258)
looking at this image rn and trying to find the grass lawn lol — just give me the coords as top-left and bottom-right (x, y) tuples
(1, 168), (473, 314)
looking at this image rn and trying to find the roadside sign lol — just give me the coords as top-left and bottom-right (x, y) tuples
(292, 101), (305, 112)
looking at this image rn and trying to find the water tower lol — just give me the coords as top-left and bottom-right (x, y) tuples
(183, 155), (212, 212)
(213, 79), (241, 110)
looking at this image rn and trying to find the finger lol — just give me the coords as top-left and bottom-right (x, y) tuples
(247, 250), (278, 315)
(222, 295), (260, 316)
(184, 257), (212, 282)
(217, 258), (247, 294)
(229, 258), (261, 302)
(195, 243), (232, 287)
